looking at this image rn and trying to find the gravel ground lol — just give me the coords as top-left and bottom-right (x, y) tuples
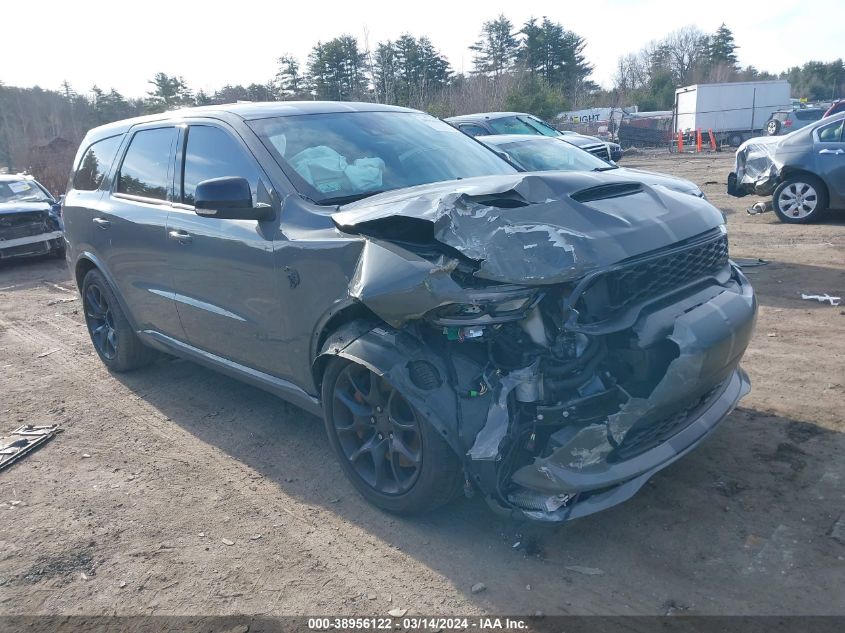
(1, 152), (843, 616)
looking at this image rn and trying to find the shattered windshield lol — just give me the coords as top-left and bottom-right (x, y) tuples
(493, 138), (613, 172)
(0, 180), (52, 203)
(248, 112), (515, 205)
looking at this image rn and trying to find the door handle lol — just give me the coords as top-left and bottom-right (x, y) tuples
(819, 148), (844, 155)
(168, 229), (193, 244)
(92, 217), (111, 229)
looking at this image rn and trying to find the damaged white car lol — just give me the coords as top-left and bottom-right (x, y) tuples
(63, 103), (757, 522)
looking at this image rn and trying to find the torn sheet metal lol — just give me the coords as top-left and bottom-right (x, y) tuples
(0, 424), (62, 471)
(510, 269), (756, 493)
(467, 371), (522, 460)
(733, 136), (785, 195)
(347, 239), (465, 327)
(333, 172), (724, 286)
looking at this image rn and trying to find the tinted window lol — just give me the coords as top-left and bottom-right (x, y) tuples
(818, 120), (844, 142)
(794, 109), (824, 121)
(73, 136), (122, 191)
(519, 116), (562, 137)
(772, 113), (788, 122)
(458, 124), (488, 137)
(182, 126), (261, 205)
(117, 128), (175, 200)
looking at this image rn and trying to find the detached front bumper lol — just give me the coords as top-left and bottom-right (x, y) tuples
(502, 265), (757, 523)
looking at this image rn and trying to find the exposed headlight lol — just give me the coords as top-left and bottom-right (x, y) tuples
(428, 291), (540, 326)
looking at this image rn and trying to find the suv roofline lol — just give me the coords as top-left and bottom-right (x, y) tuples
(82, 101), (419, 144)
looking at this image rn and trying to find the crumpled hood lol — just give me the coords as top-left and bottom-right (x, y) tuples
(333, 172), (725, 285)
(0, 201), (53, 215)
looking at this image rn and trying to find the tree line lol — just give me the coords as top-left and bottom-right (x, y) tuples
(2, 15), (843, 194)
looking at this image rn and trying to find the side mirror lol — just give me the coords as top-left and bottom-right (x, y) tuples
(194, 177), (273, 221)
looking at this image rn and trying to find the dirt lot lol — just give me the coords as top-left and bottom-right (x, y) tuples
(1, 152), (844, 617)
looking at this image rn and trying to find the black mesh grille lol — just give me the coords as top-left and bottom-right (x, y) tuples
(576, 233), (729, 321)
(586, 145), (611, 161)
(608, 384), (723, 462)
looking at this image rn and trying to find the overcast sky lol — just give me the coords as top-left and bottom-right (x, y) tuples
(3, 0), (840, 98)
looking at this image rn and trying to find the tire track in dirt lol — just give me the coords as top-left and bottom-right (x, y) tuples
(0, 313), (481, 615)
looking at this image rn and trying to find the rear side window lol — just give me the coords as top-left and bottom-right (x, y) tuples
(181, 126), (261, 205)
(73, 136), (122, 191)
(794, 110), (823, 121)
(117, 128), (176, 201)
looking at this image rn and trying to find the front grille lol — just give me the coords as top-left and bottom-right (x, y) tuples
(608, 383), (723, 462)
(0, 212), (50, 241)
(574, 233), (729, 322)
(586, 145), (611, 161)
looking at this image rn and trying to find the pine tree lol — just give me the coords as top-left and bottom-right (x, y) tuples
(709, 23), (739, 68)
(373, 41), (399, 104)
(470, 14), (519, 77)
(307, 36), (368, 101)
(145, 73), (193, 112)
(276, 55), (307, 99)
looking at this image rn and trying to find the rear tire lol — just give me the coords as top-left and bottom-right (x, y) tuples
(81, 269), (158, 372)
(766, 119), (781, 136)
(772, 175), (828, 224)
(321, 358), (463, 515)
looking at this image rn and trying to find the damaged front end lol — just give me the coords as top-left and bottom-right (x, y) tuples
(325, 173), (757, 523)
(0, 204), (64, 260)
(728, 136), (788, 198)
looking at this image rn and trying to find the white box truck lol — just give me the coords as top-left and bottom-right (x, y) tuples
(674, 80), (791, 147)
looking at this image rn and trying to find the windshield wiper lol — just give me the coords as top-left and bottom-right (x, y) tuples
(592, 165), (618, 172)
(318, 190), (386, 206)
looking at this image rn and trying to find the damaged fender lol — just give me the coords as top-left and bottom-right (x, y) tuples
(731, 136), (786, 196)
(317, 322), (472, 456)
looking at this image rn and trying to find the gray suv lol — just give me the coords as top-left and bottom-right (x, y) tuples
(765, 108), (825, 136)
(63, 102), (756, 522)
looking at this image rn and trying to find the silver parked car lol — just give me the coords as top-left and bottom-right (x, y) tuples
(477, 134), (705, 198)
(445, 112), (622, 162)
(729, 111), (845, 223)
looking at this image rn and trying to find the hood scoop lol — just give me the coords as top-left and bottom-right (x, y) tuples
(571, 183), (643, 203)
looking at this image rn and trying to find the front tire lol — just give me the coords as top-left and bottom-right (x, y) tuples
(81, 269), (157, 371)
(772, 175), (828, 223)
(321, 358), (462, 515)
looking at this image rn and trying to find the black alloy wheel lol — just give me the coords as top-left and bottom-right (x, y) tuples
(81, 269), (158, 371)
(321, 358), (463, 514)
(84, 282), (117, 360)
(331, 363), (423, 494)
